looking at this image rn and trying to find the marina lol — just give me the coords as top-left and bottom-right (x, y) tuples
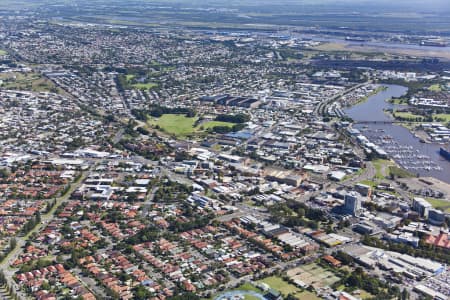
(344, 85), (450, 183)
(375, 134), (442, 172)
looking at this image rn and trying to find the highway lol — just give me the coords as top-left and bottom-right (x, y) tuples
(315, 82), (369, 116)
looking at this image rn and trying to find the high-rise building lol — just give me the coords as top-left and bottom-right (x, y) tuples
(428, 209), (446, 226)
(412, 197), (432, 218)
(344, 191), (362, 216)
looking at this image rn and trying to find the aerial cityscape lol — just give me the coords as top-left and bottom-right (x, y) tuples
(0, 0), (449, 299)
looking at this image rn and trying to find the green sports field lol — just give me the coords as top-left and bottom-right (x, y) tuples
(149, 114), (198, 136)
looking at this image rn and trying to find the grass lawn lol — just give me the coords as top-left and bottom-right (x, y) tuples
(0, 72), (62, 93)
(313, 42), (347, 51)
(372, 159), (394, 179)
(393, 111), (449, 123)
(0, 49), (7, 55)
(212, 144), (222, 151)
(132, 82), (158, 90)
(427, 198), (450, 213)
(393, 111), (425, 121)
(236, 283), (262, 293)
(149, 114), (239, 138)
(388, 166), (414, 178)
(294, 291), (321, 300)
(388, 97), (408, 105)
(359, 180), (378, 188)
(433, 113), (450, 123)
(258, 276), (301, 296)
(149, 114), (198, 137)
(243, 295), (260, 300)
(125, 74), (135, 81)
(359, 290), (374, 299)
(201, 121), (236, 130)
(428, 84), (442, 92)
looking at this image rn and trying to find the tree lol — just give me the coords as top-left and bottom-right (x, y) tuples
(9, 238), (16, 251)
(0, 168), (9, 179)
(401, 288), (410, 300)
(167, 293), (200, 300)
(41, 281), (51, 291)
(0, 270), (6, 285)
(134, 285), (151, 299)
(36, 211), (41, 223)
(215, 113), (250, 123)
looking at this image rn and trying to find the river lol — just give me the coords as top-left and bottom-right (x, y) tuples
(344, 84), (450, 184)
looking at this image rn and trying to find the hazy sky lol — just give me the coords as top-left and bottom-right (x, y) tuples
(135, 0), (450, 13)
(3, 0), (449, 14)
(175, 0), (450, 14)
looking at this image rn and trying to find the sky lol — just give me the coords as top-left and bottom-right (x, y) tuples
(2, 0), (449, 14)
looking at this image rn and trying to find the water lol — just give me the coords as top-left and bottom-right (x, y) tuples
(297, 33), (450, 53)
(344, 84), (450, 183)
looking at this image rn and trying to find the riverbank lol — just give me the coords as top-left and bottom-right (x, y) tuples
(383, 109), (450, 144)
(383, 110), (420, 132)
(387, 97), (408, 105)
(354, 86), (388, 106)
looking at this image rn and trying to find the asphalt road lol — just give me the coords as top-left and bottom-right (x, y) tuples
(315, 82), (369, 116)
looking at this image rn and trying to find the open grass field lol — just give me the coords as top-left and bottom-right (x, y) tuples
(388, 97), (409, 105)
(258, 276), (301, 296)
(149, 114), (238, 137)
(433, 114), (450, 123)
(372, 159), (395, 179)
(149, 114), (198, 137)
(243, 295), (261, 300)
(201, 121), (236, 130)
(393, 111), (425, 121)
(388, 166), (414, 178)
(359, 290), (375, 299)
(294, 291), (321, 300)
(312, 42), (347, 51)
(359, 180), (378, 188)
(427, 198), (450, 213)
(231, 282), (262, 293)
(393, 111), (450, 123)
(132, 82), (158, 90)
(0, 49), (7, 55)
(122, 74), (158, 90)
(125, 74), (135, 81)
(428, 84), (442, 92)
(0, 72), (62, 93)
